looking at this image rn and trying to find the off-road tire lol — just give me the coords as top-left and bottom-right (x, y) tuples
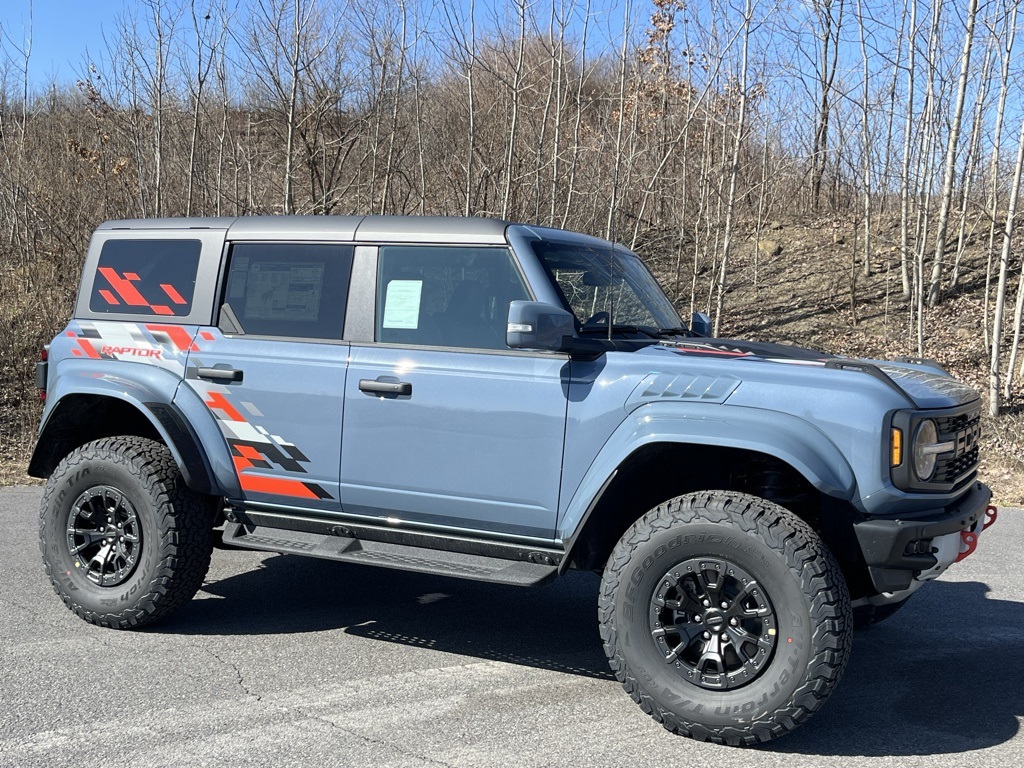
(599, 491), (852, 746)
(39, 436), (216, 629)
(853, 596), (911, 629)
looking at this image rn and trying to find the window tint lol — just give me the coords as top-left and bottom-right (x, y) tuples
(376, 246), (530, 350)
(221, 242), (353, 340)
(90, 239), (201, 316)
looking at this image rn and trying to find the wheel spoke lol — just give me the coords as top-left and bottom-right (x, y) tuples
(67, 526), (107, 542)
(695, 563), (724, 599)
(655, 622), (704, 664)
(695, 638), (725, 676)
(726, 625), (773, 658)
(651, 595), (683, 610)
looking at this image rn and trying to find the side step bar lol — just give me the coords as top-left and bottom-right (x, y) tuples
(223, 524), (559, 587)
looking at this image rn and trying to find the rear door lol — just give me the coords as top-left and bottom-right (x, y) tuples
(182, 241), (353, 509)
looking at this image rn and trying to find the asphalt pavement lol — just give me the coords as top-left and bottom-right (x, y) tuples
(1, 485), (1021, 767)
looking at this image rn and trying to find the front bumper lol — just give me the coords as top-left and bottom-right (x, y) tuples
(853, 481), (992, 593)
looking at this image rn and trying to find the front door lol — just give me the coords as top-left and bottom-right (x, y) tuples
(340, 244), (568, 540)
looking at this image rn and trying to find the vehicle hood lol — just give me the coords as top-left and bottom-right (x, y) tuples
(641, 339), (979, 410)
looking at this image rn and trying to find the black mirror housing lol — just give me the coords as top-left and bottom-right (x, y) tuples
(690, 311), (712, 337)
(506, 301), (575, 351)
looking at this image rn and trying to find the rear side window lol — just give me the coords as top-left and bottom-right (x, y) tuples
(221, 242), (353, 340)
(90, 239), (201, 316)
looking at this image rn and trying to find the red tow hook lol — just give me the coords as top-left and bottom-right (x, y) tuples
(956, 531), (978, 562)
(983, 505), (998, 531)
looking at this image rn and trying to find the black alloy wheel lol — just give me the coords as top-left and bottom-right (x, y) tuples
(650, 558), (777, 691)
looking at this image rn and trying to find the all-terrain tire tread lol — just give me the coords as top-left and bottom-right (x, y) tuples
(39, 436), (215, 629)
(598, 490), (853, 746)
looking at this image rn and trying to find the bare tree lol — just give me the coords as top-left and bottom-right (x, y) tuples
(926, 0), (979, 306)
(989, 116), (1024, 415)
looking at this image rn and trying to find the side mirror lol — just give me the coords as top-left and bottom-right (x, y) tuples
(690, 311), (712, 337)
(506, 301), (575, 351)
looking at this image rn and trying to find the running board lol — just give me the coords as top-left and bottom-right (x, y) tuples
(223, 524), (559, 587)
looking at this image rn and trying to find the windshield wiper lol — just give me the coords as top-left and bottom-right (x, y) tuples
(579, 324), (661, 339)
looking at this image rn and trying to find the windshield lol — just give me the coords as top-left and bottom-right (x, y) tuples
(532, 240), (683, 333)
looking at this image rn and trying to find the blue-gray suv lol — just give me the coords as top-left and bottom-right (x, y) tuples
(32, 216), (996, 745)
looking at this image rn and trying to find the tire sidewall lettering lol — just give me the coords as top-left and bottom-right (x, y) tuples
(616, 515), (820, 728)
(41, 446), (165, 616)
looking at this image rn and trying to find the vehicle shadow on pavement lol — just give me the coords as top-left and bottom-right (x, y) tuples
(161, 555), (1021, 755)
(763, 579), (1021, 756)
(158, 552), (614, 680)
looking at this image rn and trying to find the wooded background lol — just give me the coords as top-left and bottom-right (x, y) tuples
(2, 0), (1024, 477)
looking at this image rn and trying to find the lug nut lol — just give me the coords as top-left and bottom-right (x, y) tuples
(702, 599), (710, 607)
(694, 615), (702, 622)
(702, 631), (711, 640)
(730, 618), (738, 626)
(720, 601), (728, 609)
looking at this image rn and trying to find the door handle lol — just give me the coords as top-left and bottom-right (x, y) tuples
(359, 378), (412, 396)
(197, 366), (244, 382)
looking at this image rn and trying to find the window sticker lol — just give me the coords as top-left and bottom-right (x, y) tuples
(382, 280), (423, 329)
(243, 262), (324, 322)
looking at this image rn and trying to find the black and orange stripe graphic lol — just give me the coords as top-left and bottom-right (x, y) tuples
(203, 389), (334, 501)
(95, 267), (191, 317)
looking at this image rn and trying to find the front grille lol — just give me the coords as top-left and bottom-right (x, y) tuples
(934, 407), (981, 487)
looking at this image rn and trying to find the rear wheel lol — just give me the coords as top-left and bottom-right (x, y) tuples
(39, 436), (216, 629)
(599, 491), (852, 745)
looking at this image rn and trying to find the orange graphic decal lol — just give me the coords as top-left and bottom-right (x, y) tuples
(236, 444), (263, 461)
(232, 455), (254, 472)
(205, 391), (245, 422)
(76, 339), (101, 359)
(160, 284), (187, 305)
(98, 267), (148, 306)
(144, 324), (199, 352)
(238, 474), (320, 499)
(99, 289), (120, 305)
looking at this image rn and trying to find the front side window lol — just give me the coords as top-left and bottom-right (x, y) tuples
(532, 240), (683, 334)
(376, 246), (530, 350)
(221, 242), (353, 339)
(90, 239), (201, 316)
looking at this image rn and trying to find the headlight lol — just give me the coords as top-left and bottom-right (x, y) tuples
(912, 420), (939, 480)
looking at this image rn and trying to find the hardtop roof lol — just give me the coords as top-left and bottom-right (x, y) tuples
(94, 215), (617, 248)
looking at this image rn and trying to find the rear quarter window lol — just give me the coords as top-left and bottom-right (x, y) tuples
(90, 239), (202, 316)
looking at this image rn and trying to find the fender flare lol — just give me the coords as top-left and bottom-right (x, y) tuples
(29, 360), (240, 498)
(556, 402), (859, 569)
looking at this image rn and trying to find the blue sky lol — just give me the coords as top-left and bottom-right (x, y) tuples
(0, 0), (128, 84)
(1, 0), (635, 89)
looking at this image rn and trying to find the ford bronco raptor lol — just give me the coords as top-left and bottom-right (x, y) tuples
(32, 216), (996, 745)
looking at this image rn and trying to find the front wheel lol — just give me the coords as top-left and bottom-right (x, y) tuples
(599, 491), (852, 745)
(39, 436), (216, 629)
